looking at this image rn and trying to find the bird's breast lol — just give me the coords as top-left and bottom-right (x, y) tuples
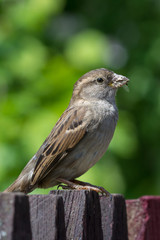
(62, 113), (117, 179)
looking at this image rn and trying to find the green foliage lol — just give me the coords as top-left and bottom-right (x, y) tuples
(0, 0), (160, 198)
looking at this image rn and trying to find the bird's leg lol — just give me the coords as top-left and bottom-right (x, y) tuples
(56, 178), (83, 190)
(56, 178), (111, 196)
(57, 184), (69, 190)
(72, 179), (111, 196)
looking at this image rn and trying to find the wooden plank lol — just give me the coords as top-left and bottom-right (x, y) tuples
(0, 193), (32, 240)
(50, 190), (103, 240)
(100, 194), (128, 240)
(51, 190), (128, 240)
(29, 194), (66, 240)
(126, 196), (160, 240)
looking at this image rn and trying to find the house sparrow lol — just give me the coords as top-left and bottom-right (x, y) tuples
(4, 68), (129, 194)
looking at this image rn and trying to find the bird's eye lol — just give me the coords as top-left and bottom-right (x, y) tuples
(96, 77), (104, 83)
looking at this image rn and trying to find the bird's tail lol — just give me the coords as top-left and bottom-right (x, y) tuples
(4, 179), (25, 193)
(4, 159), (37, 194)
(4, 177), (35, 194)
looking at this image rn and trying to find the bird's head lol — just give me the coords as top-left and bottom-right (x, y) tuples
(71, 68), (129, 103)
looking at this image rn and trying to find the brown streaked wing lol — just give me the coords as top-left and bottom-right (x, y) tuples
(31, 106), (87, 185)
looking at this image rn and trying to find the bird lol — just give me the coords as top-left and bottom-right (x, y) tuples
(4, 68), (129, 195)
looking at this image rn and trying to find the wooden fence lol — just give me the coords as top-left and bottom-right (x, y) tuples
(0, 190), (160, 240)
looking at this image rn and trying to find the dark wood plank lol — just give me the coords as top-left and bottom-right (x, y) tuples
(126, 196), (160, 240)
(29, 194), (66, 240)
(100, 194), (128, 240)
(0, 193), (32, 240)
(50, 190), (103, 240)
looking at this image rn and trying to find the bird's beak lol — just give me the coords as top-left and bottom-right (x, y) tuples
(109, 73), (129, 88)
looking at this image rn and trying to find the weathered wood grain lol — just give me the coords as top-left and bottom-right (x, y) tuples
(29, 194), (65, 240)
(100, 194), (128, 240)
(0, 193), (32, 240)
(50, 190), (103, 240)
(126, 196), (160, 240)
(51, 190), (128, 240)
(2, 191), (158, 240)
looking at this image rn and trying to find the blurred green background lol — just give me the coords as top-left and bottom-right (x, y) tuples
(0, 0), (160, 198)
